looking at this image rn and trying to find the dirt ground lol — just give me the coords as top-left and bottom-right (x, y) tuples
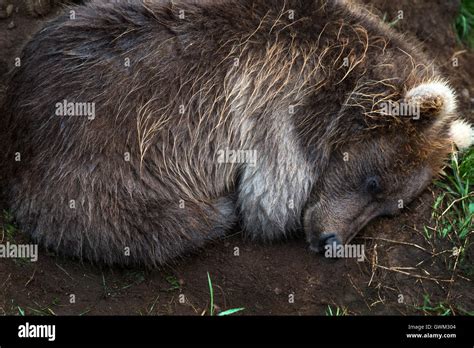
(0, 0), (473, 316)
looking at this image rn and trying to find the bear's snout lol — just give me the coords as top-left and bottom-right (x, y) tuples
(309, 232), (342, 254)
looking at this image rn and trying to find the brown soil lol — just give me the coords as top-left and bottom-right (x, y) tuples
(0, 1), (473, 316)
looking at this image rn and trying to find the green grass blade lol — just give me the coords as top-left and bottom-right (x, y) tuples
(218, 308), (245, 316)
(207, 272), (214, 316)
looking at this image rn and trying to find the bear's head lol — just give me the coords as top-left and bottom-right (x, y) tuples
(304, 80), (473, 252)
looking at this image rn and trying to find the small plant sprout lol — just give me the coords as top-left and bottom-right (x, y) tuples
(431, 148), (473, 254)
(325, 305), (348, 316)
(415, 295), (452, 316)
(206, 272), (244, 316)
(455, 0), (474, 48)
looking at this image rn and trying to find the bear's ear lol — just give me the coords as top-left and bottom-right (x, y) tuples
(404, 81), (457, 120)
(449, 119), (474, 150)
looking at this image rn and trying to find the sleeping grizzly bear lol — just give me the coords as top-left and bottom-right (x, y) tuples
(2, 0), (473, 265)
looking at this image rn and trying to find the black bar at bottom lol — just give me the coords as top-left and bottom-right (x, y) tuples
(0, 316), (472, 346)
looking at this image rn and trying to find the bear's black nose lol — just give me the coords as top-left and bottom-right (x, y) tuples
(309, 233), (342, 253)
